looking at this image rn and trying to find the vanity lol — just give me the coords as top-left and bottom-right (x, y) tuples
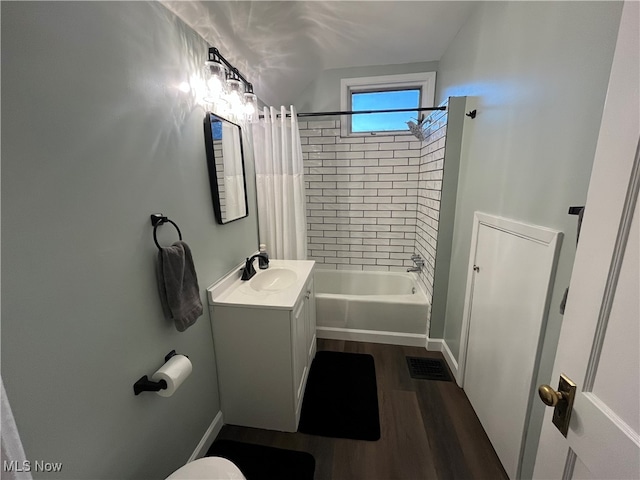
(208, 259), (316, 432)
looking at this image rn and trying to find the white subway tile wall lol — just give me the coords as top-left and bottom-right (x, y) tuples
(214, 139), (226, 218)
(301, 101), (449, 306)
(414, 106), (448, 302)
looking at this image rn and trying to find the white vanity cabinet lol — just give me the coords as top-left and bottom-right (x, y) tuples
(208, 260), (316, 432)
(305, 276), (317, 368)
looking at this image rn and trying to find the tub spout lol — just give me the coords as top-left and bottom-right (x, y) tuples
(407, 266), (422, 272)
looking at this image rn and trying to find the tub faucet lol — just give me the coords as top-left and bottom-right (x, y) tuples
(407, 254), (424, 272)
(241, 253), (269, 281)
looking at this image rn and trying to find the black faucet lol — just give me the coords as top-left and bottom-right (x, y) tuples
(241, 253), (269, 281)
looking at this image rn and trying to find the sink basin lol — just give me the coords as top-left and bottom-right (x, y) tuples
(249, 268), (298, 293)
(208, 259), (315, 308)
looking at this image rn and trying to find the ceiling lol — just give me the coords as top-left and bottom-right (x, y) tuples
(163, 1), (476, 106)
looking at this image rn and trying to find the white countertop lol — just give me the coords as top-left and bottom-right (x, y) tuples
(207, 259), (315, 310)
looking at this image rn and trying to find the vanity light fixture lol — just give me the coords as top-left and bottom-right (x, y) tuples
(204, 47), (257, 122)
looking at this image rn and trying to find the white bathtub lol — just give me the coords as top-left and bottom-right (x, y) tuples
(314, 269), (429, 346)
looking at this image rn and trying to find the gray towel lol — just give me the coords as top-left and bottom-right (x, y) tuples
(156, 241), (203, 332)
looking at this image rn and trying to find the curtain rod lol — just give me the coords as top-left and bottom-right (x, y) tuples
(259, 106), (446, 119)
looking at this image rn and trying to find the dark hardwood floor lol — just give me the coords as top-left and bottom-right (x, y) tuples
(217, 339), (508, 480)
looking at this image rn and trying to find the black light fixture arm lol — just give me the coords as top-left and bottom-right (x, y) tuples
(208, 47), (253, 92)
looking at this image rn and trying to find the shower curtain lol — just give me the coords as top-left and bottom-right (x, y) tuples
(1, 377), (32, 480)
(252, 106), (307, 260)
(221, 121), (246, 220)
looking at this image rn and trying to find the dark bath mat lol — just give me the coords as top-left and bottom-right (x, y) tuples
(206, 439), (315, 480)
(298, 351), (380, 441)
(406, 356), (452, 381)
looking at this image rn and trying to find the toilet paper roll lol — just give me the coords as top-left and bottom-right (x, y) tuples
(151, 354), (192, 397)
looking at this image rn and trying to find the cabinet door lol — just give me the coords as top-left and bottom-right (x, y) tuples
(292, 298), (307, 409)
(462, 215), (560, 478)
(306, 277), (316, 364)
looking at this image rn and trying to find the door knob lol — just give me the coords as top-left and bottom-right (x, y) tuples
(538, 373), (577, 437)
(538, 384), (566, 407)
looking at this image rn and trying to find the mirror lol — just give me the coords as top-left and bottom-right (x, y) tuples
(203, 112), (249, 224)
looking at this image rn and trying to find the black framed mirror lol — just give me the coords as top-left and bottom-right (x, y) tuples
(203, 112), (249, 224)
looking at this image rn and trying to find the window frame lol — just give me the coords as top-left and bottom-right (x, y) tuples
(340, 72), (436, 137)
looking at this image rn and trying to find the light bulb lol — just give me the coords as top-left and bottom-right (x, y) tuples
(225, 79), (245, 116)
(204, 60), (226, 103)
(207, 76), (224, 96)
(243, 92), (258, 121)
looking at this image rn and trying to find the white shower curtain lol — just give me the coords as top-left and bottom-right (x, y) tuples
(221, 121), (246, 220)
(252, 106), (307, 260)
(1, 377), (32, 480)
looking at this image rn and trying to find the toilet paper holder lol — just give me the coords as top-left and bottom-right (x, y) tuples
(133, 350), (186, 395)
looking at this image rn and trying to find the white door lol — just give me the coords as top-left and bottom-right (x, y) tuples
(533, 2), (640, 478)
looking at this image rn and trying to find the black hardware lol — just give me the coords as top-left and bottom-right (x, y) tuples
(150, 213), (166, 227)
(240, 254), (269, 281)
(261, 106), (447, 119)
(134, 350), (187, 395)
(466, 109), (477, 119)
(241, 257), (257, 281)
(150, 214), (182, 250)
(257, 254), (269, 270)
(133, 375), (167, 395)
(568, 206), (585, 243)
(208, 48), (252, 94)
(164, 350), (177, 363)
(568, 206), (585, 215)
(561, 205), (587, 314)
(162, 349), (188, 362)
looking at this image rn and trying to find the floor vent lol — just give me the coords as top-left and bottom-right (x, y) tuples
(406, 356), (452, 381)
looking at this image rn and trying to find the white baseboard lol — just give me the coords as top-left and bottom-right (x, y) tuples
(188, 410), (224, 462)
(317, 326), (426, 347)
(425, 337), (460, 385)
(425, 337), (443, 351)
(441, 340), (460, 386)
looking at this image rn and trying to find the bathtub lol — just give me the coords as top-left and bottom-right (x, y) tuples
(314, 269), (429, 346)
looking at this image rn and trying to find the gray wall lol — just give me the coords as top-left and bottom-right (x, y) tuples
(1, 2), (258, 479)
(294, 61), (439, 113)
(434, 1), (622, 477)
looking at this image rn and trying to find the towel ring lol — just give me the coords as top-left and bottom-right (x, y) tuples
(151, 214), (182, 250)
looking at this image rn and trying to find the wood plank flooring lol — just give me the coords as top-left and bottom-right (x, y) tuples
(216, 339), (508, 480)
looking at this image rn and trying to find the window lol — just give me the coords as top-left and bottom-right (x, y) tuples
(340, 72), (436, 137)
(351, 89), (421, 133)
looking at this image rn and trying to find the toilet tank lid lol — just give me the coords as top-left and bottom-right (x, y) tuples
(165, 457), (246, 480)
